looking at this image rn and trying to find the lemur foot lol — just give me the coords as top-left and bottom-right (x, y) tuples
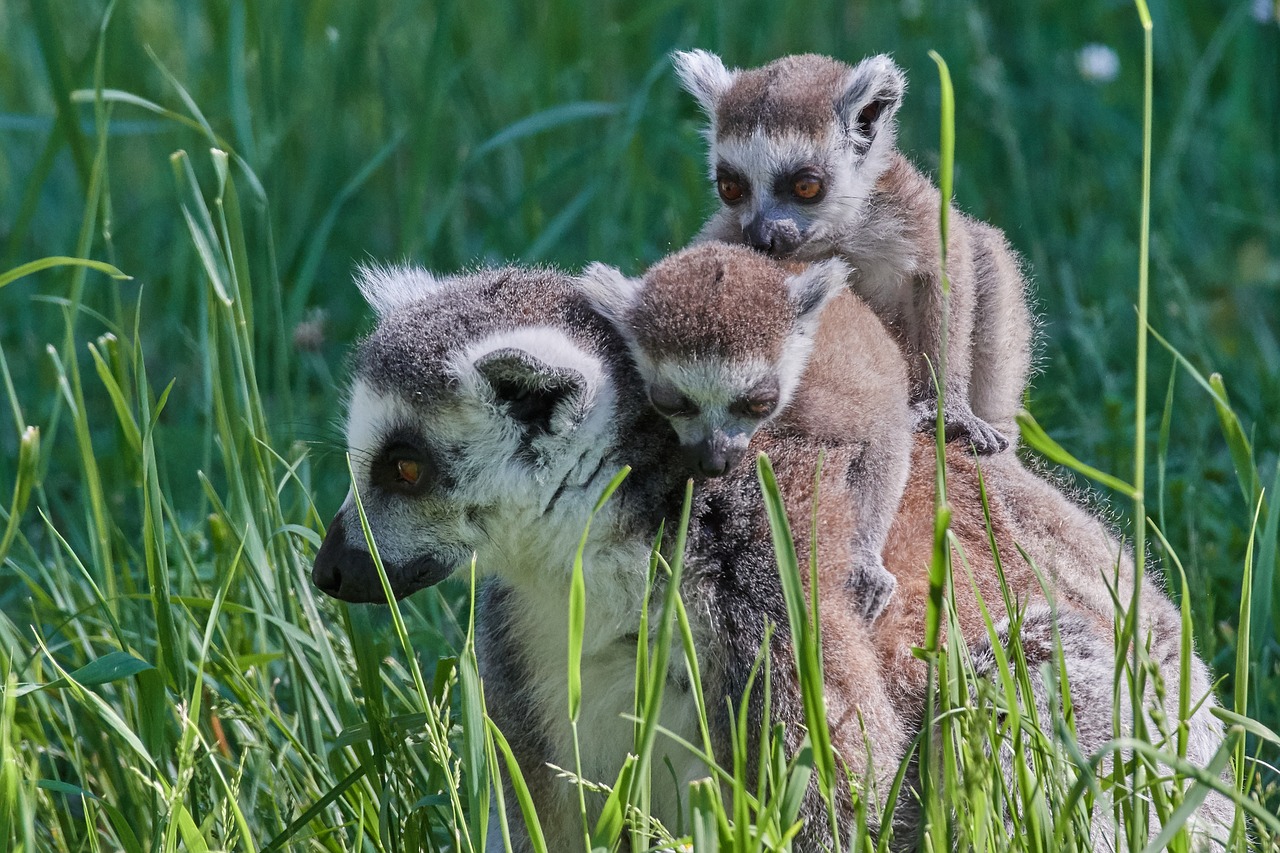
(847, 553), (897, 622)
(910, 398), (1010, 455)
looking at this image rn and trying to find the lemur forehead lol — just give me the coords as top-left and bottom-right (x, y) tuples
(355, 265), (618, 402)
(654, 354), (777, 403)
(715, 54), (849, 140)
(630, 244), (794, 361)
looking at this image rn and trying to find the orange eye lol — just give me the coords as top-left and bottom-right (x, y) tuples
(793, 176), (822, 200)
(718, 178), (744, 203)
(396, 458), (421, 486)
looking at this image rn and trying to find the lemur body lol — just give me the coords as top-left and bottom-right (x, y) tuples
(581, 243), (910, 620)
(313, 266), (1229, 851)
(675, 50), (1035, 454)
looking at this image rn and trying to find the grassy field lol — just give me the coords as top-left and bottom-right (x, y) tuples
(1, 0), (1278, 849)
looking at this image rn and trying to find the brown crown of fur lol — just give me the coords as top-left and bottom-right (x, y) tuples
(630, 244), (795, 361)
(716, 53), (850, 139)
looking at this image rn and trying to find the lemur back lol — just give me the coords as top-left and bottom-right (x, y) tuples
(674, 50), (1035, 454)
(580, 242), (911, 620)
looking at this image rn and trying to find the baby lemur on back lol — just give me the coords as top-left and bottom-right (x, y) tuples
(581, 242), (910, 621)
(674, 50), (1034, 454)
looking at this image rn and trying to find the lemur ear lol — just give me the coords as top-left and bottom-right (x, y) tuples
(784, 258), (850, 326)
(462, 327), (610, 438)
(356, 263), (445, 317)
(577, 262), (644, 326)
(672, 49), (735, 116)
(834, 55), (906, 151)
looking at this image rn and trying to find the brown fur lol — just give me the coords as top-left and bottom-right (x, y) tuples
(689, 51), (1036, 454)
(716, 54), (850, 140)
(629, 245), (794, 360)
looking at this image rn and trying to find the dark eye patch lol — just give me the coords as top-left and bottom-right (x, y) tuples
(773, 166), (828, 203)
(649, 385), (700, 419)
(729, 377), (781, 420)
(370, 429), (440, 495)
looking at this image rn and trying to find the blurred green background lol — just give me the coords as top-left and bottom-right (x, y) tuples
(1, 0), (1278, 791)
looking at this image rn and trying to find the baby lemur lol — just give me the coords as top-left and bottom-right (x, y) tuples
(580, 242), (910, 621)
(674, 50), (1034, 454)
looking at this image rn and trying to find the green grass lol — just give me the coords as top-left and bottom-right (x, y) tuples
(1, 0), (1278, 849)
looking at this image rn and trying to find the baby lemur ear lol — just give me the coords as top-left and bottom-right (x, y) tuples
(784, 258), (851, 326)
(356, 262), (445, 317)
(672, 49), (735, 117)
(577, 262), (644, 326)
(834, 54), (906, 151)
(462, 327), (609, 438)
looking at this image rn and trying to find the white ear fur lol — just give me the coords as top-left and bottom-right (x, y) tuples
(577, 263), (644, 326)
(785, 258), (850, 325)
(672, 49), (735, 116)
(834, 54), (906, 148)
(454, 326), (611, 434)
(356, 263), (445, 317)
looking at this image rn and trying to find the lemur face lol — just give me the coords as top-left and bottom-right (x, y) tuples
(644, 355), (781, 477)
(673, 50), (906, 260)
(313, 267), (627, 602)
(578, 245), (848, 479)
(711, 134), (869, 261)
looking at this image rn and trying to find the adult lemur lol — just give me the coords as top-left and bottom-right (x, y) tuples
(674, 50), (1035, 454)
(312, 265), (1228, 852)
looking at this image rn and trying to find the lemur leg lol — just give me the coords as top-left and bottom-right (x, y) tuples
(843, 427), (911, 622)
(966, 222), (1033, 449)
(907, 260), (1009, 455)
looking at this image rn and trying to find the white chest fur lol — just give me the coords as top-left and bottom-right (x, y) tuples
(492, 534), (711, 850)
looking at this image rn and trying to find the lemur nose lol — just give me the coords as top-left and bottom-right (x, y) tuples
(699, 457), (730, 477)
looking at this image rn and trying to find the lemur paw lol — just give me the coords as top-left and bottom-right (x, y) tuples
(848, 554), (897, 622)
(910, 398), (1010, 455)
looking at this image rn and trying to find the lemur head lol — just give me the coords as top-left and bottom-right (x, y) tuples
(312, 264), (666, 602)
(674, 50), (906, 259)
(580, 243), (848, 478)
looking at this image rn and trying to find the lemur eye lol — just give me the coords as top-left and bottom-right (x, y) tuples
(396, 459), (422, 486)
(792, 174), (823, 201)
(731, 394), (779, 420)
(718, 177), (745, 204)
(372, 439), (434, 494)
(649, 386), (700, 419)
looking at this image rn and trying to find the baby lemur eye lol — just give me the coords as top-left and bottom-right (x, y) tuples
(717, 177), (745, 204)
(730, 393), (779, 420)
(792, 173), (823, 202)
(649, 385), (700, 419)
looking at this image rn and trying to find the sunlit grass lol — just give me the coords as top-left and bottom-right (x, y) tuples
(1, 1), (1278, 850)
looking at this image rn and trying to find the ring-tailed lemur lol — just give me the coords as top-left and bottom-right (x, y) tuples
(673, 50), (1036, 455)
(313, 265), (1229, 851)
(312, 263), (911, 849)
(580, 242), (910, 622)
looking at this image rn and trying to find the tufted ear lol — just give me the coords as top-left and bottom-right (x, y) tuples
(356, 263), (446, 317)
(672, 49), (736, 117)
(834, 54), (906, 151)
(460, 326), (611, 439)
(576, 262), (645, 327)
(784, 258), (850, 331)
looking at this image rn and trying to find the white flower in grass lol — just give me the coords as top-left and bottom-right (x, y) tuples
(1252, 0), (1279, 24)
(1076, 43), (1120, 84)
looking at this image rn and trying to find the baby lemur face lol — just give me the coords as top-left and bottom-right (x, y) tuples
(674, 51), (906, 259)
(580, 244), (848, 477)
